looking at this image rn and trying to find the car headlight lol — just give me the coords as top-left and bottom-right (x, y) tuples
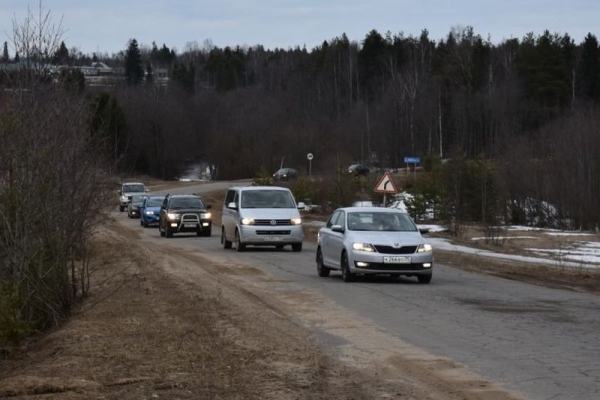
(352, 243), (376, 252)
(241, 218), (255, 225)
(201, 212), (212, 219)
(417, 244), (432, 253)
(120, 196), (128, 202)
(145, 211), (154, 215)
(291, 217), (302, 225)
(167, 213), (180, 220)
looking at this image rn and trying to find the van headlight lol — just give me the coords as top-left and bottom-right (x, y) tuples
(201, 212), (212, 219)
(352, 243), (376, 252)
(167, 213), (180, 220)
(291, 218), (302, 225)
(417, 244), (432, 253)
(241, 218), (255, 225)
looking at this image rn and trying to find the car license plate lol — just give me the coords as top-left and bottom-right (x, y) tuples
(184, 223), (197, 228)
(383, 256), (411, 264)
(264, 237), (282, 241)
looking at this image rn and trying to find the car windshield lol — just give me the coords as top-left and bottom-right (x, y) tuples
(123, 184), (145, 193)
(241, 190), (295, 208)
(131, 195), (145, 204)
(170, 197), (204, 209)
(347, 211), (417, 232)
(145, 197), (164, 207)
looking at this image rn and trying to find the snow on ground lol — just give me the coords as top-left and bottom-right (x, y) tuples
(430, 238), (600, 269)
(471, 236), (538, 241)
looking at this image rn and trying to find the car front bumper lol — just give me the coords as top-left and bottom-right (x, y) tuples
(349, 251), (433, 275)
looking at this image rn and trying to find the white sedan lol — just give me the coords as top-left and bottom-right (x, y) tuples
(316, 207), (433, 283)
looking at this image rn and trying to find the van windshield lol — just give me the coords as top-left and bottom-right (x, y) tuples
(123, 184), (145, 193)
(241, 190), (296, 209)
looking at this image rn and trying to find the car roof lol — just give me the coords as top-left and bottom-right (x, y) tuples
(339, 207), (407, 213)
(167, 193), (200, 197)
(122, 182), (145, 185)
(229, 186), (291, 191)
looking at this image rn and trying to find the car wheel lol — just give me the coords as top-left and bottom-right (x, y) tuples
(316, 247), (330, 277)
(159, 222), (165, 237)
(142, 220), (148, 228)
(166, 225), (173, 238)
(222, 227), (232, 249)
(119, 205), (125, 212)
(292, 243), (302, 252)
(417, 273), (432, 284)
(235, 230), (245, 252)
(341, 251), (354, 282)
(204, 225), (212, 237)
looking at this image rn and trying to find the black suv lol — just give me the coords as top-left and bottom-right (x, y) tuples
(158, 194), (212, 238)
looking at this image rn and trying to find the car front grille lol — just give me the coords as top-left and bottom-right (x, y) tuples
(374, 245), (417, 254)
(256, 230), (291, 235)
(254, 219), (293, 226)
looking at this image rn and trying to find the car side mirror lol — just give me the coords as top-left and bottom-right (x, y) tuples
(227, 202), (237, 209)
(331, 224), (344, 233)
(297, 202), (306, 209)
(206, 204), (212, 209)
(419, 228), (430, 235)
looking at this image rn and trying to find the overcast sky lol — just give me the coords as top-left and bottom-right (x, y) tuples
(1, 0), (599, 55)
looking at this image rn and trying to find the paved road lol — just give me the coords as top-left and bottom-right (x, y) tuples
(126, 181), (600, 400)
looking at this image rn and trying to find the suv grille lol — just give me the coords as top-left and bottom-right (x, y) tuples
(373, 245), (417, 254)
(181, 214), (200, 222)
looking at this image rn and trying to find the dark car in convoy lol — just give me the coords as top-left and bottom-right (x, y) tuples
(158, 194), (212, 238)
(140, 195), (165, 227)
(127, 194), (146, 218)
(273, 168), (298, 181)
(348, 164), (370, 176)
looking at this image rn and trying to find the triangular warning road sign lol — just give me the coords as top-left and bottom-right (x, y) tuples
(374, 172), (398, 193)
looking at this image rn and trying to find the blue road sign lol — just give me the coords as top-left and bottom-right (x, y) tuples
(404, 157), (420, 164)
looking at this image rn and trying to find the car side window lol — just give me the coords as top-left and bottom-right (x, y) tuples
(233, 191), (239, 207)
(326, 211), (340, 228)
(336, 211), (346, 229)
(225, 190), (235, 206)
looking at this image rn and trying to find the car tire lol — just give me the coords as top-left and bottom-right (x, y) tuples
(292, 243), (302, 252)
(142, 220), (148, 228)
(159, 223), (165, 236)
(316, 247), (330, 277)
(341, 251), (354, 282)
(235, 230), (245, 252)
(417, 273), (432, 284)
(222, 227), (232, 249)
(204, 226), (212, 237)
(166, 225), (173, 238)
(119, 205), (125, 212)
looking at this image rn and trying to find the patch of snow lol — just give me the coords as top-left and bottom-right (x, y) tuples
(543, 232), (594, 237)
(431, 238), (600, 269)
(471, 236), (538, 241)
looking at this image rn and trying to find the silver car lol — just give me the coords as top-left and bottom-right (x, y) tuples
(316, 207), (433, 283)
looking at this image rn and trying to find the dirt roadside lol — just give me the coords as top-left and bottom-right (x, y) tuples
(0, 212), (526, 399)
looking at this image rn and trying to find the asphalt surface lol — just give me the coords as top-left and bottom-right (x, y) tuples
(129, 181), (600, 400)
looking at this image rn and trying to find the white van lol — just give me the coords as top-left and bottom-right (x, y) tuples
(221, 186), (305, 252)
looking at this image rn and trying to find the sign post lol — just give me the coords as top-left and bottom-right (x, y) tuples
(404, 156), (421, 179)
(307, 153), (314, 177)
(374, 172), (398, 206)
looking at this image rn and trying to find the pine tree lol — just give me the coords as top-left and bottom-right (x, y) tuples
(52, 41), (70, 65)
(1, 41), (9, 63)
(578, 33), (600, 102)
(124, 39), (144, 85)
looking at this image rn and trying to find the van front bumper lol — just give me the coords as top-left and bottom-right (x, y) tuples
(239, 225), (303, 245)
